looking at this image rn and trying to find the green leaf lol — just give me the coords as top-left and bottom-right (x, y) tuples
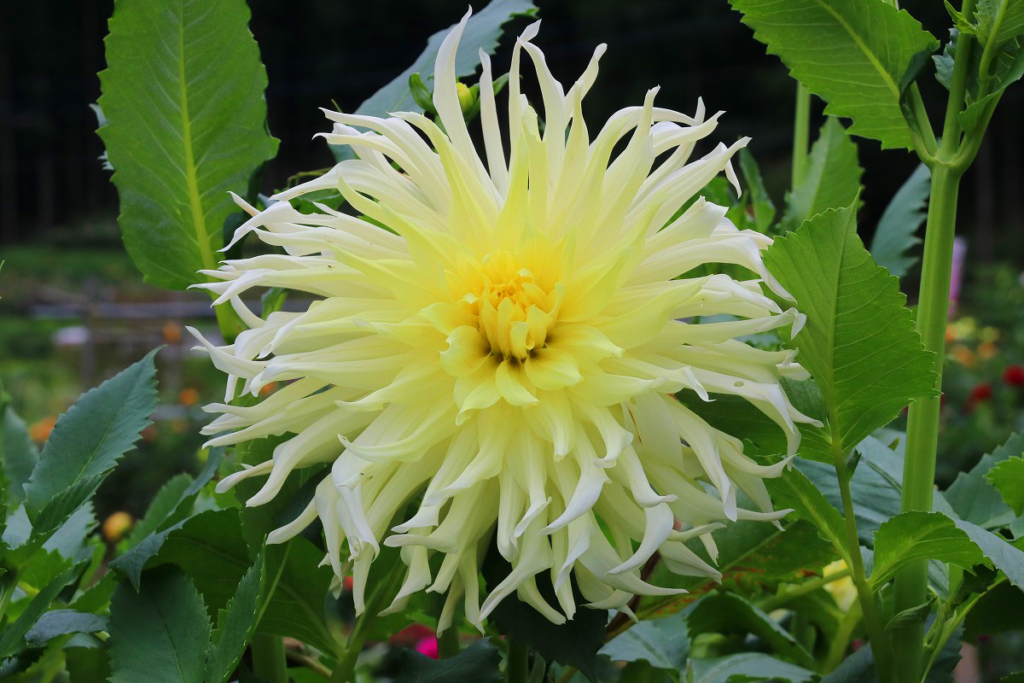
(764, 467), (849, 562)
(795, 447), (901, 545)
(396, 638), (502, 683)
(23, 610), (108, 647)
(97, 0), (279, 289)
(964, 580), (1024, 640)
(782, 118), (863, 231)
(111, 447), (224, 587)
(870, 163), (930, 278)
(687, 653), (814, 683)
(728, 0), (938, 149)
(869, 512), (985, 587)
(23, 349), (158, 535)
(483, 550), (606, 683)
(0, 567), (77, 659)
(234, 434), (324, 554)
(643, 519), (836, 616)
(109, 568), (212, 683)
(205, 553), (265, 683)
(977, 0), (1024, 51)
(885, 601), (933, 632)
(987, 456), (1024, 515)
(1, 405), (38, 507)
(153, 509), (336, 655)
(125, 474), (192, 548)
(334, 0), (537, 161)
(935, 29), (1024, 134)
(763, 203), (936, 461)
(601, 610), (690, 670)
(688, 593), (815, 668)
(945, 432), (1024, 530)
(738, 148), (776, 232)
(953, 518), (1024, 592)
(678, 379), (826, 459)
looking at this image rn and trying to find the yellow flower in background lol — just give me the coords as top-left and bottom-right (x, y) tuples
(191, 14), (817, 631)
(823, 560), (856, 612)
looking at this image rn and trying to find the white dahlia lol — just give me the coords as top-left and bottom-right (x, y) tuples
(191, 13), (818, 631)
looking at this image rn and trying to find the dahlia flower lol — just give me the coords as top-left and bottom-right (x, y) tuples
(192, 13), (818, 630)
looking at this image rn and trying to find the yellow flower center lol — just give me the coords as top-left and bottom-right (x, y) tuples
(467, 250), (562, 362)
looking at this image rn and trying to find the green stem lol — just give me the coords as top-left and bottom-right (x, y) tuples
(438, 625), (460, 659)
(824, 598), (863, 672)
(211, 294), (246, 344)
(834, 449), (898, 683)
(894, 4), (977, 678)
(330, 643), (361, 683)
(792, 83), (811, 186)
(251, 634), (288, 683)
(506, 636), (530, 683)
(557, 666), (578, 683)
(756, 568), (851, 612)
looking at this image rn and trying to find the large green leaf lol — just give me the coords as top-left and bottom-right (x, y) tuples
(728, 0), (938, 149)
(687, 653), (814, 683)
(601, 610), (690, 671)
(953, 519), (1024, 592)
(23, 349), (158, 535)
(782, 118), (863, 231)
(0, 567), (78, 659)
(205, 553), (265, 683)
(111, 447), (223, 588)
(396, 638), (502, 683)
(153, 509), (336, 655)
(870, 163), (930, 279)
(1, 405), (38, 508)
(869, 511), (985, 587)
(108, 568), (212, 683)
(945, 432), (1024, 530)
(98, 0), (278, 289)
(987, 456), (1024, 515)
(763, 204), (935, 461)
(333, 0), (537, 161)
(688, 593), (815, 668)
(23, 610), (108, 647)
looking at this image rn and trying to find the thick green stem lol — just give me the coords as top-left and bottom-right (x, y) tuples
(506, 636), (530, 683)
(894, 3), (977, 679)
(834, 452), (898, 683)
(251, 634), (289, 683)
(792, 83), (811, 186)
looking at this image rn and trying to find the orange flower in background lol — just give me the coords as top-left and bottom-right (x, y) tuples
(29, 416), (57, 445)
(163, 321), (183, 344)
(978, 342), (998, 360)
(950, 344), (975, 368)
(259, 382), (278, 397)
(179, 387), (200, 406)
(103, 511), (134, 542)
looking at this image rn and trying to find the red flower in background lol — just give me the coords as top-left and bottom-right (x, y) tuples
(967, 383), (993, 411)
(1003, 365), (1024, 387)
